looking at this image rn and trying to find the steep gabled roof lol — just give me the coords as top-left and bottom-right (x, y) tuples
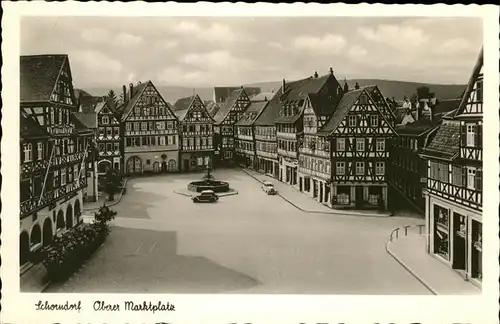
(214, 86), (260, 103)
(433, 98), (460, 115)
(213, 88), (244, 124)
(420, 120), (460, 160)
(453, 47), (483, 117)
(317, 88), (365, 134)
(235, 101), (268, 126)
(254, 84), (286, 126)
(119, 81), (150, 121)
(174, 109), (189, 121)
(71, 112), (95, 135)
(20, 54), (67, 103)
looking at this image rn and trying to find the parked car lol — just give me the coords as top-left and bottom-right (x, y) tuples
(262, 181), (277, 195)
(192, 190), (219, 203)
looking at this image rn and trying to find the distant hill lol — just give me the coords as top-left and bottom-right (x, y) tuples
(82, 79), (466, 105)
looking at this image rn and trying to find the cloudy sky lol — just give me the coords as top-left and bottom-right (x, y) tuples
(21, 16), (482, 88)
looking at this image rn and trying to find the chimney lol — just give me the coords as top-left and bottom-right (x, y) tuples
(264, 96), (268, 102)
(355, 82), (360, 90)
(429, 106), (433, 123)
(329, 67), (333, 75)
(314, 71), (318, 78)
(122, 85), (127, 103)
(282, 78), (286, 92)
(343, 79), (349, 93)
(416, 100), (425, 121)
(129, 83), (134, 100)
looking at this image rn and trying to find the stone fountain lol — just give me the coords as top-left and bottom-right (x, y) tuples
(187, 164), (230, 193)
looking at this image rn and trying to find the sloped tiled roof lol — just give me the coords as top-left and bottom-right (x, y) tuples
(454, 47), (483, 117)
(20, 54), (67, 103)
(71, 112), (95, 135)
(433, 98), (460, 115)
(421, 120), (460, 160)
(317, 88), (365, 134)
(73, 112), (97, 129)
(213, 89), (243, 123)
(20, 112), (50, 140)
(173, 96), (194, 111)
(174, 109), (189, 121)
(214, 86), (260, 103)
(235, 101), (268, 126)
(119, 81), (150, 121)
(249, 92), (275, 102)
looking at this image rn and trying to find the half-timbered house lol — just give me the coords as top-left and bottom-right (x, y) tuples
(317, 85), (396, 210)
(175, 95), (215, 172)
(212, 88), (252, 167)
(20, 54), (94, 268)
(420, 48), (483, 286)
(389, 98), (460, 213)
(254, 94), (281, 178)
(234, 100), (269, 168)
(94, 98), (122, 174)
(276, 69), (343, 187)
(121, 81), (179, 174)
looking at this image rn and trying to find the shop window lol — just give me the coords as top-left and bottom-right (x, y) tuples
(433, 205), (450, 260)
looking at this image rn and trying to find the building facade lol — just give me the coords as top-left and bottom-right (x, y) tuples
(318, 86), (395, 210)
(20, 54), (94, 268)
(212, 88), (252, 167)
(176, 95), (215, 172)
(234, 101), (269, 168)
(421, 48), (483, 286)
(121, 81), (179, 174)
(95, 99), (122, 175)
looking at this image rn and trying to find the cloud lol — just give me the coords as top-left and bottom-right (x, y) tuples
(436, 38), (473, 54)
(183, 50), (249, 69)
(348, 45), (368, 63)
(172, 21), (235, 42)
(71, 50), (122, 73)
(81, 28), (111, 43)
(292, 33), (346, 54)
(358, 24), (429, 48)
(114, 33), (142, 46)
(158, 67), (210, 85)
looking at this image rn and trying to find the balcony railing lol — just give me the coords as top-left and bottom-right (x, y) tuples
(277, 149), (297, 158)
(276, 131), (296, 140)
(256, 150), (277, 160)
(47, 124), (74, 136)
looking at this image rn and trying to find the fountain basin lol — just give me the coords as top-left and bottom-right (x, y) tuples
(187, 180), (230, 193)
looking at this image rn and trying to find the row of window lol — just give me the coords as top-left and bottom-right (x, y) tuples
(347, 115), (380, 128)
(99, 142), (120, 153)
(256, 141), (277, 153)
(182, 124), (213, 134)
(125, 121), (176, 132)
(255, 126), (276, 137)
(45, 106), (71, 127)
(98, 126), (120, 138)
(278, 139), (297, 152)
(221, 126), (233, 133)
(276, 124), (296, 133)
(51, 80), (73, 105)
(99, 116), (118, 125)
(236, 127), (253, 137)
(182, 137), (213, 148)
(303, 135), (329, 152)
(298, 158), (385, 176)
(299, 156), (331, 174)
(236, 141), (254, 152)
(222, 137), (234, 146)
(125, 136), (177, 147)
(334, 138), (386, 152)
(392, 137), (420, 151)
(429, 161), (482, 191)
(22, 138), (86, 163)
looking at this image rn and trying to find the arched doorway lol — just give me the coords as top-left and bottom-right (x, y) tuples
(66, 204), (73, 229)
(153, 161), (160, 173)
(56, 210), (65, 231)
(30, 225), (41, 247)
(167, 159), (177, 172)
(74, 199), (81, 225)
(126, 156), (142, 174)
(20, 231), (30, 266)
(43, 218), (53, 245)
(98, 159), (112, 174)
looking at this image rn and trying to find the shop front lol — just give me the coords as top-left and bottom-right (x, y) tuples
(331, 184), (387, 210)
(279, 157), (298, 186)
(427, 196), (482, 286)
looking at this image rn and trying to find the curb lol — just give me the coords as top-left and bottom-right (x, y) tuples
(84, 178), (129, 211)
(173, 189), (239, 198)
(238, 168), (392, 218)
(385, 239), (438, 295)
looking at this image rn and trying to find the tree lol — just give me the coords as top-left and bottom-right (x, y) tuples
(106, 90), (117, 105)
(104, 168), (121, 201)
(416, 86), (431, 100)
